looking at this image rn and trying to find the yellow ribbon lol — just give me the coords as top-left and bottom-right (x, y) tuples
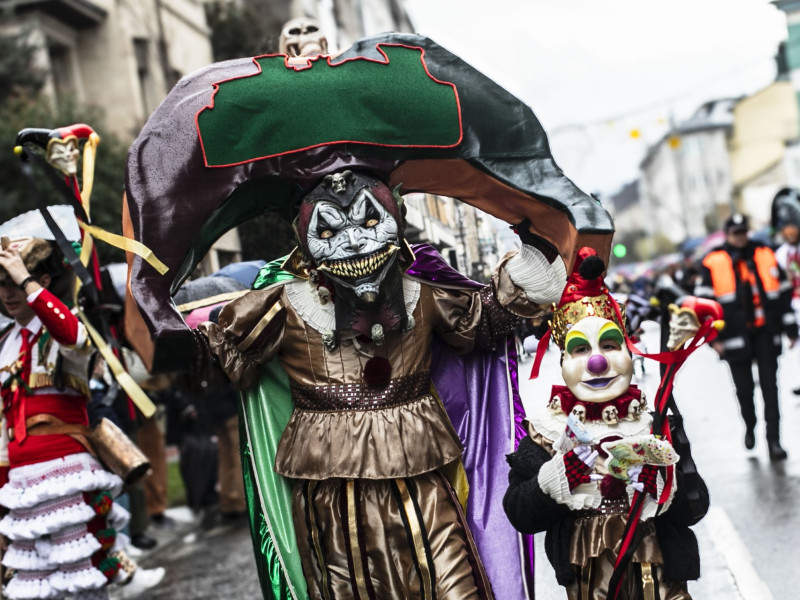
(80, 133), (100, 217)
(176, 290), (248, 313)
(64, 129), (157, 419)
(77, 222), (168, 275)
(75, 311), (156, 418)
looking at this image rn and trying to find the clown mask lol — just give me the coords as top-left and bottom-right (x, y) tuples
(562, 316), (634, 403)
(299, 171), (402, 304)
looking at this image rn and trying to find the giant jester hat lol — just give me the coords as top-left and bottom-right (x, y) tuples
(123, 32), (615, 371)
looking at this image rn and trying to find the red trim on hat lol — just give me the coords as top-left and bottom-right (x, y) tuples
(54, 123), (95, 140)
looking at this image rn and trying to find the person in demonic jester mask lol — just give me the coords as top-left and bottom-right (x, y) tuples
(196, 169), (567, 600)
(503, 248), (710, 600)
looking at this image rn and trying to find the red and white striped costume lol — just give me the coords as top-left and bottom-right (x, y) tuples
(0, 288), (128, 600)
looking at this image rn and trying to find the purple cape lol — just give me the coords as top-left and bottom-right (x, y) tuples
(409, 244), (534, 600)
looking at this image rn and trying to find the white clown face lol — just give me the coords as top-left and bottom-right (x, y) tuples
(306, 188), (399, 299)
(562, 316), (633, 403)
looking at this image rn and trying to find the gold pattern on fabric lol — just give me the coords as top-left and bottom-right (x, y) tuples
(396, 478), (434, 600)
(28, 373), (90, 399)
(206, 277), (538, 481)
(568, 549), (693, 600)
(239, 299), (284, 352)
(641, 563), (655, 600)
(292, 473), (490, 600)
(291, 371), (430, 411)
(346, 480), (370, 600)
(569, 515), (663, 567)
(275, 394), (462, 479)
(306, 481), (331, 600)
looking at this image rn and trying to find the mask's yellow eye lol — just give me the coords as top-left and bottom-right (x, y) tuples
(365, 218), (379, 227)
(320, 230), (333, 239)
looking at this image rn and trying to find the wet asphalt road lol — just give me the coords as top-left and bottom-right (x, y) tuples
(135, 518), (261, 599)
(129, 322), (799, 599)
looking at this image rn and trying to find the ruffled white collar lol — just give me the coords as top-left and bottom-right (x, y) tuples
(529, 404), (653, 444)
(284, 276), (421, 337)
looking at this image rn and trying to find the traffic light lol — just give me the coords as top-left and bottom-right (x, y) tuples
(612, 243), (627, 258)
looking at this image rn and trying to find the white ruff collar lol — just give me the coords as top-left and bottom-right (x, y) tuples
(284, 276), (421, 337)
(529, 404), (653, 444)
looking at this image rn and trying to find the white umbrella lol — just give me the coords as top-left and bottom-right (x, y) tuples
(0, 205), (81, 242)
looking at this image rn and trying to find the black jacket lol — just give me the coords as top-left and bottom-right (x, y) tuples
(503, 415), (709, 586)
(697, 241), (797, 362)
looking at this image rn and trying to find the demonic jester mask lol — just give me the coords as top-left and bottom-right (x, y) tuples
(47, 137), (80, 176)
(562, 316), (634, 403)
(297, 171), (403, 303)
(279, 18), (328, 57)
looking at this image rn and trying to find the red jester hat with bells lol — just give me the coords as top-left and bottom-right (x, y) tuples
(530, 246), (623, 379)
(530, 246), (645, 422)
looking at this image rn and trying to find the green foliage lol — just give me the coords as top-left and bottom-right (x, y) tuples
(0, 27), (44, 104)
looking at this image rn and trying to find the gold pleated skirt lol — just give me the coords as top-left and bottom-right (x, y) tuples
(292, 470), (493, 600)
(567, 515), (692, 600)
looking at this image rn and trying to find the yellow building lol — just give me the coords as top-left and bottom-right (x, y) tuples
(729, 80), (800, 220)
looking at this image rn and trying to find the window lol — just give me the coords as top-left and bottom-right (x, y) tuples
(48, 42), (75, 102)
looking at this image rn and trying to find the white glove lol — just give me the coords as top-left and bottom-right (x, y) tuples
(573, 444), (599, 469)
(505, 244), (567, 305)
(628, 464), (644, 492)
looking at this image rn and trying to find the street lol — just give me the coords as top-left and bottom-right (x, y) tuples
(130, 322), (798, 599)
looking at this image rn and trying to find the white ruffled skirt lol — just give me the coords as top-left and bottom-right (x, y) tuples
(0, 453), (128, 600)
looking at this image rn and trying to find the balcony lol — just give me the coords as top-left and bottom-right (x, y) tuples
(7, 0), (107, 29)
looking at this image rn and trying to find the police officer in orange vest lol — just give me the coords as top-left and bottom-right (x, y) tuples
(697, 213), (797, 460)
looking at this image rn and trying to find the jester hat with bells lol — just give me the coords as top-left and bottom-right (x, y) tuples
(14, 124), (98, 177)
(530, 246), (624, 378)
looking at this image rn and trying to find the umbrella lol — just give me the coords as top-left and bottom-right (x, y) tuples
(211, 260), (266, 288)
(173, 274), (246, 307)
(123, 32), (615, 372)
(0, 205), (80, 241)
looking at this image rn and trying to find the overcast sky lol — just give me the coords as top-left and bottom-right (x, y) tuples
(404, 0), (788, 197)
